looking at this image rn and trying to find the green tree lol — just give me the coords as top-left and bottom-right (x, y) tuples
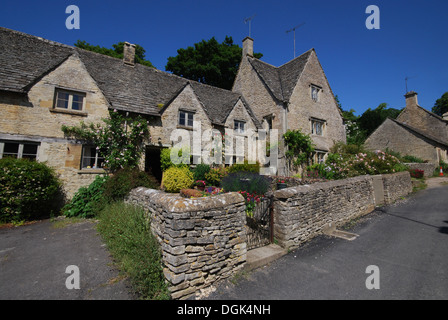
(283, 129), (315, 174)
(357, 103), (402, 138)
(165, 36), (263, 90)
(74, 40), (154, 68)
(432, 92), (448, 117)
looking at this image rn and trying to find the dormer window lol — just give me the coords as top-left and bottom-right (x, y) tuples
(55, 89), (86, 111)
(310, 85), (321, 102)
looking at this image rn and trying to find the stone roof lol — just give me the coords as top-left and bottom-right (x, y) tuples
(389, 118), (448, 148)
(248, 49), (313, 103)
(0, 27), (260, 127)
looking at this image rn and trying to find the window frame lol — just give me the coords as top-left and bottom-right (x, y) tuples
(81, 145), (105, 170)
(178, 110), (195, 128)
(0, 141), (40, 160)
(234, 120), (246, 134)
(54, 89), (86, 112)
(310, 84), (321, 102)
(311, 118), (326, 136)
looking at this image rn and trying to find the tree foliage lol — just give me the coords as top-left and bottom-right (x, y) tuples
(75, 40), (155, 68)
(357, 103), (401, 138)
(283, 129), (315, 171)
(432, 92), (448, 117)
(165, 36), (263, 90)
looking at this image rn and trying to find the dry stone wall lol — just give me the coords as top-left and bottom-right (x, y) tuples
(126, 187), (247, 300)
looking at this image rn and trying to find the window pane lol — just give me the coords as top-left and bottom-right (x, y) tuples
(56, 92), (70, 109)
(71, 95), (83, 111)
(3, 143), (19, 158)
(187, 113), (194, 127)
(179, 112), (185, 126)
(22, 144), (38, 160)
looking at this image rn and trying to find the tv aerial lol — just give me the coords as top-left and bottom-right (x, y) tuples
(244, 14), (256, 38)
(286, 22), (305, 58)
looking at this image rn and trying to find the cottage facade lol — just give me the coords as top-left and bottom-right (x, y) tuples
(365, 91), (448, 165)
(232, 37), (346, 175)
(0, 28), (260, 198)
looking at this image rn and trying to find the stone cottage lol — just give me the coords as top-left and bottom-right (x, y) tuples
(365, 91), (448, 165)
(232, 37), (347, 175)
(0, 27), (260, 198)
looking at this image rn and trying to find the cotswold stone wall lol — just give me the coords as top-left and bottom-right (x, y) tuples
(127, 188), (247, 300)
(405, 162), (437, 178)
(382, 171), (413, 204)
(272, 172), (412, 250)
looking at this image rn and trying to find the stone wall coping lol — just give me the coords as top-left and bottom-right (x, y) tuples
(129, 187), (245, 213)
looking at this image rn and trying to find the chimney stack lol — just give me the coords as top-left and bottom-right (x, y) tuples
(404, 91), (418, 108)
(242, 37), (254, 58)
(123, 42), (136, 66)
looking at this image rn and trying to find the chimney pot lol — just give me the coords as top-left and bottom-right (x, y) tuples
(404, 91), (418, 108)
(123, 42), (136, 66)
(242, 37), (254, 58)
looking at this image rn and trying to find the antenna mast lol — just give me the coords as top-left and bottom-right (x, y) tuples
(405, 75), (416, 93)
(286, 22), (305, 58)
(244, 14), (256, 38)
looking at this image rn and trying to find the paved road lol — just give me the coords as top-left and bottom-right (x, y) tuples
(0, 218), (135, 300)
(209, 182), (448, 300)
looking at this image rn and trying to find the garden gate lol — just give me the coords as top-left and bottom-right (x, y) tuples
(246, 195), (273, 250)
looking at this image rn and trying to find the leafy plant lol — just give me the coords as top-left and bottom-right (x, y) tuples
(0, 158), (62, 223)
(193, 163), (211, 181)
(283, 129), (315, 171)
(221, 171), (270, 195)
(227, 161), (260, 174)
(96, 202), (169, 300)
(162, 166), (194, 193)
(103, 167), (159, 202)
(204, 167), (228, 186)
(62, 175), (109, 218)
(62, 110), (150, 173)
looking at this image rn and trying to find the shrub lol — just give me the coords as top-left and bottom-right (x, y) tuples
(180, 188), (203, 198)
(162, 166), (194, 193)
(204, 167), (228, 186)
(103, 167), (159, 202)
(227, 161), (260, 174)
(193, 163), (210, 181)
(402, 155), (425, 163)
(62, 175), (109, 218)
(409, 169), (424, 179)
(0, 158), (62, 223)
(96, 202), (169, 300)
(160, 147), (189, 172)
(220, 171), (270, 195)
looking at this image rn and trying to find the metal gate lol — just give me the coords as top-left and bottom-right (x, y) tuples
(246, 196), (273, 250)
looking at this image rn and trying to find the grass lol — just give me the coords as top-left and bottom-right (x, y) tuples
(96, 201), (170, 300)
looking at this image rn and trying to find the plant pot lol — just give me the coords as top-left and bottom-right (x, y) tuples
(277, 183), (287, 190)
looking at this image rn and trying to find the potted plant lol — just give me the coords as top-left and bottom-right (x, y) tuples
(194, 180), (206, 191)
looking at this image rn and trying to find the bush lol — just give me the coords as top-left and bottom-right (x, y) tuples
(227, 161), (260, 174)
(409, 169), (424, 179)
(180, 188), (203, 198)
(402, 155), (425, 163)
(0, 158), (62, 223)
(193, 163), (210, 181)
(160, 147), (189, 172)
(96, 202), (169, 300)
(62, 175), (109, 218)
(220, 171), (270, 195)
(204, 167), (228, 186)
(162, 166), (194, 193)
(103, 167), (159, 202)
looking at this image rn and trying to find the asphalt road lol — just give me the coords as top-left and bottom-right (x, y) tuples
(0, 218), (134, 300)
(209, 183), (448, 300)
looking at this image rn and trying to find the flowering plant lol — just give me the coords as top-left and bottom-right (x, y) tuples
(61, 110), (150, 173)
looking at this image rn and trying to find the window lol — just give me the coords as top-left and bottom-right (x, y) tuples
(311, 85), (320, 102)
(81, 146), (104, 169)
(179, 110), (194, 127)
(313, 151), (327, 164)
(311, 119), (325, 136)
(234, 120), (245, 134)
(55, 89), (86, 111)
(0, 141), (39, 160)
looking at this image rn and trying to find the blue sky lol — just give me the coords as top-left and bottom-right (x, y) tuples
(1, 0), (447, 116)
